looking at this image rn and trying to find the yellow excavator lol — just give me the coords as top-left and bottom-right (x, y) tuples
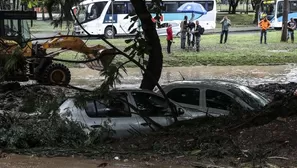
(0, 10), (116, 85)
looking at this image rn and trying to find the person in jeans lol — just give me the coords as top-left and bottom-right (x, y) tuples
(220, 16), (231, 44)
(288, 18), (296, 43)
(166, 24), (173, 54)
(258, 16), (271, 44)
(193, 20), (204, 52)
(187, 21), (196, 49)
(180, 16), (188, 49)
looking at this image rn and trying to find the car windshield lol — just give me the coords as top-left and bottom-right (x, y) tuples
(229, 85), (270, 110)
(76, 2), (107, 23)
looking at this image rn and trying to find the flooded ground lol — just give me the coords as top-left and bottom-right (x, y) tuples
(67, 64), (297, 89)
(0, 154), (189, 168)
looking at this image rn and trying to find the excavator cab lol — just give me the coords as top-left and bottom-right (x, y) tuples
(0, 10), (36, 56)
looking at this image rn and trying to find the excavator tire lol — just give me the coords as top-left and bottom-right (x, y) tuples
(42, 63), (71, 86)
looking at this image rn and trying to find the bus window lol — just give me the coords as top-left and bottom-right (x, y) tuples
(290, 2), (297, 13)
(77, 2), (107, 23)
(127, 2), (135, 13)
(164, 2), (179, 13)
(107, 2), (127, 14)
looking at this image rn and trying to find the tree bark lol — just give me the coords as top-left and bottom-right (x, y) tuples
(130, 0), (163, 90)
(281, 0), (289, 42)
(253, 3), (260, 24)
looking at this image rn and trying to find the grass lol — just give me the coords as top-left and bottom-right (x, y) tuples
(53, 31), (297, 68)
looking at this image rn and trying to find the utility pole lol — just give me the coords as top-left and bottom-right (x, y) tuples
(281, 0), (289, 42)
(111, 0), (114, 39)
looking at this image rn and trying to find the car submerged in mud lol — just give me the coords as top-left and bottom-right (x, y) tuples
(156, 79), (271, 117)
(58, 88), (188, 138)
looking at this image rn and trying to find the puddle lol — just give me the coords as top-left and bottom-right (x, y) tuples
(66, 64), (297, 89)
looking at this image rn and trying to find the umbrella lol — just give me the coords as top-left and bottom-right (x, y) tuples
(177, 2), (207, 21)
(177, 2), (207, 15)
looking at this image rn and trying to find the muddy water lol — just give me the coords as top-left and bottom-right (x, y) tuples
(0, 154), (188, 168)
(69, 64), (297, 89)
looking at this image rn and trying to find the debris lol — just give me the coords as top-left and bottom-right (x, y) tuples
(97, 163), (108, 167)
(267, 156), (289, 160)
(145, 162), (155, 166)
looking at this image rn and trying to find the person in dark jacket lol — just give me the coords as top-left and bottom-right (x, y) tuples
(288, 18), (296, 43)
(166, 24), (173, 54)
(193, 20), (204, 52)
(187, 21), (196, 49)
(180, 16), (188, 49)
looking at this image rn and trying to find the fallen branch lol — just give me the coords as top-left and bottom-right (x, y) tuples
(267, 156), (289, 160)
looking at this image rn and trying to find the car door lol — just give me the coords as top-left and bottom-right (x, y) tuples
(166, 87), (206, 118)
(84, 94), (140, 138)
(130, 91), (175, 134)
(203, 89), (240, 116)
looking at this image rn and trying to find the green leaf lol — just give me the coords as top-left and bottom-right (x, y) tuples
(130, 28), (137, 34)
(125, 39), (133, 44)
(124, 45), (133, 52)
(124, 14), (129, 19)
(128, 21), (136, 31)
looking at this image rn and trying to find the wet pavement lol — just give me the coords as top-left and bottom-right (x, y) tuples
(66, 64), (297, 89)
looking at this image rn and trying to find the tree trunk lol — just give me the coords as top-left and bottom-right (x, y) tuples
(130, 0), (163, 90)
(281, 0), (289, 42)
(253, 3), (260, 24)
(246, 0), (249, 14)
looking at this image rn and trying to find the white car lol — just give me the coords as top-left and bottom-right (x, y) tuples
(156, 80), (270, 118)
(58, 88), (187, 138)
(156, 20), (181, 37)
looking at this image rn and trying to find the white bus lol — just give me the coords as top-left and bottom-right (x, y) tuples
(73, 0), (217, 38)
(259, 0), (297, 29)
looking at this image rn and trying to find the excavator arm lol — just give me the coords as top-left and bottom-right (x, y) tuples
(41, 34), (117, 70)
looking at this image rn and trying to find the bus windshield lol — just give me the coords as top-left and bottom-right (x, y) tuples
(261, 2), (275, 20)
(76, 1), (107, 23)
(277, 1), (297, 18)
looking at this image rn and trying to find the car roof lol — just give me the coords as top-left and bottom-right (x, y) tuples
(161, 79), (244, 89)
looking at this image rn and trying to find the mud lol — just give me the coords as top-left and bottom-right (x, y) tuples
(0, 154), (189, 168)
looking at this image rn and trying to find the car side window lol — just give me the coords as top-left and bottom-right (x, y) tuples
(85, 100), (108, 117)
(167, 88), (200, 106)
(84, 94), (131, 118)
(132, 92), (168, 117)
(205, 90), (234, 110)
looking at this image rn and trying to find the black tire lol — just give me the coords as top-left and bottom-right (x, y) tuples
(42, 63), (71, 86)
(104, 27), (115, 39)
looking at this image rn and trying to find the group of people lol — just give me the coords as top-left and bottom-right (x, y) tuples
(258, 15), (296, 44)
(166, 15), (297, 54)
(166, 16), (205, 54)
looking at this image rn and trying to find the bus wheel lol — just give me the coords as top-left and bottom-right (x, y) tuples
(104, 27), (115, 38)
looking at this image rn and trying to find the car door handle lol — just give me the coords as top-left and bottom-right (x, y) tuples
(140, 123), (151, 126)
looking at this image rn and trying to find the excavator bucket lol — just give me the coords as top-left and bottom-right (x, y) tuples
(41, 35), (117, 70)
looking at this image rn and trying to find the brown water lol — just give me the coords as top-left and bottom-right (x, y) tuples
(68, 64), (297, 89)
(0, 154), (188, 168)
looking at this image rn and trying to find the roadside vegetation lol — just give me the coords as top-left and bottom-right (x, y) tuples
(53, 31), (297, 68)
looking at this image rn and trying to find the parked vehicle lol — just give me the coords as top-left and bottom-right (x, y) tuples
(156, 20), (181, 37)
(58, 88), (186, 138)
(156, 80), (270, 118)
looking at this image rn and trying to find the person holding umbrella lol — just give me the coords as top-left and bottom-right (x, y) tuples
(180, 16), (188, 49)
(177, 2), (207, 49)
